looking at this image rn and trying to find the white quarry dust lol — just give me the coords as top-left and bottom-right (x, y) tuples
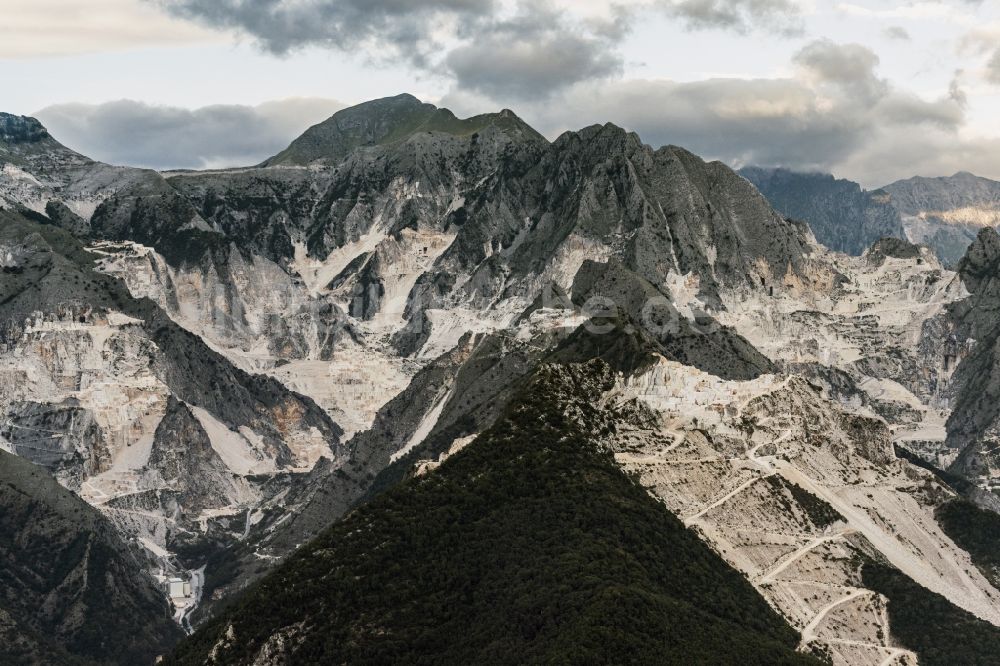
(713, 247), (965, 371)
(610, 357), (999, 665)
(0, 306), (315, 577)
(417, 308), (519, 360)
(0, 313), (197, 565)
(139, 537), (170, 559)
(414, 434), (477, 477)
(0, 158), (150, 223)
(516, 308), (592, 340)
(92, 236), (447, 440)
(895, 409), (955, 469)
(705, 244), (967, 468)
(269, 349), (414, 440)
(293, 227), (388, 297)
(857, 377), (925, 411)
(2, 312), (172, 495)
(190, 406), (276, 476)
(391, 385), (454, 463)
(365, 228), (457, 330)
(537, 232), (614, 294)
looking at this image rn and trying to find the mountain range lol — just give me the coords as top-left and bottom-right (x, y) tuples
(743, 166), (1000, 266)
(3, 94), (1000, 665)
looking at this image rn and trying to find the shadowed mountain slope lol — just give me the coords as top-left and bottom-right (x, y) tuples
(0, 450), (181, 665)
(741, 166), (906, 256)
(165, 361), (820, 666)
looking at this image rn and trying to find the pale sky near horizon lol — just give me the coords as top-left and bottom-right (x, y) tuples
(2, 0), (999, 186)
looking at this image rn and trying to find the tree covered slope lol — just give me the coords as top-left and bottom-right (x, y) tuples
(166, 361), (820, 665)
(0, 451), (181, 665)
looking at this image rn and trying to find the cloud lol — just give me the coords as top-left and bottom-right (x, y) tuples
(793, 39), (886, 102)
(833, 122), (1000, 189)
(0, 0), (221, 57)
(957, 23), (1000, 84)
(442, 38), (973, 186)
(443, 4), (623, 99)
(156, 0), (807, 64)
(835, 2), (976, 22)
(955, 19), (1000, 84)
(155, 0), (496, 64)
(660, 0), (804, 35)
(154, 0), (627, 98)
(34, 98), (344, 169)
(149, 0), (809, 103)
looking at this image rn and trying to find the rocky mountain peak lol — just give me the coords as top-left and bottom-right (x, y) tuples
(0, 112), (49, 145)
(864, 236), (925, 265)
(741, 165), (907, 256)
(883, 172), (1000, 216)
(262, 94), (545, 167)
(553, 122), (642, 154)
(0, 112), (91, 171)
(877, 171), (1000, 265)
(957, 226), (1000, 295)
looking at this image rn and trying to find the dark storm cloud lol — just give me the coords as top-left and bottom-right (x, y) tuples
(156, 0), (495, 63)
(443, 5), (624, 99)
(155, 0), (626, 97)
(660, 0), (804, 35)
(544, 80), (966, 186)
(150, 0), (810, 100)
(34, 98), (343, 169)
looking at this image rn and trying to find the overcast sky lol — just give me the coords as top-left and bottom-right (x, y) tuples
(3, 0), (999, 186)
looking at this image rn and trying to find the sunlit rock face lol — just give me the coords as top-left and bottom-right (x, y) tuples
(0, 209), (343, 608)
(606, 358), (996, 665)
(883, 171), (1000, 266)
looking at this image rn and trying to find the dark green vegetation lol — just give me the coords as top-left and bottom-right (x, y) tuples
(0, 451), (181, 665)
(167, 361), (820, 665)
(935, 499), (1000, 587)
(862, 560), (1000, 665)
